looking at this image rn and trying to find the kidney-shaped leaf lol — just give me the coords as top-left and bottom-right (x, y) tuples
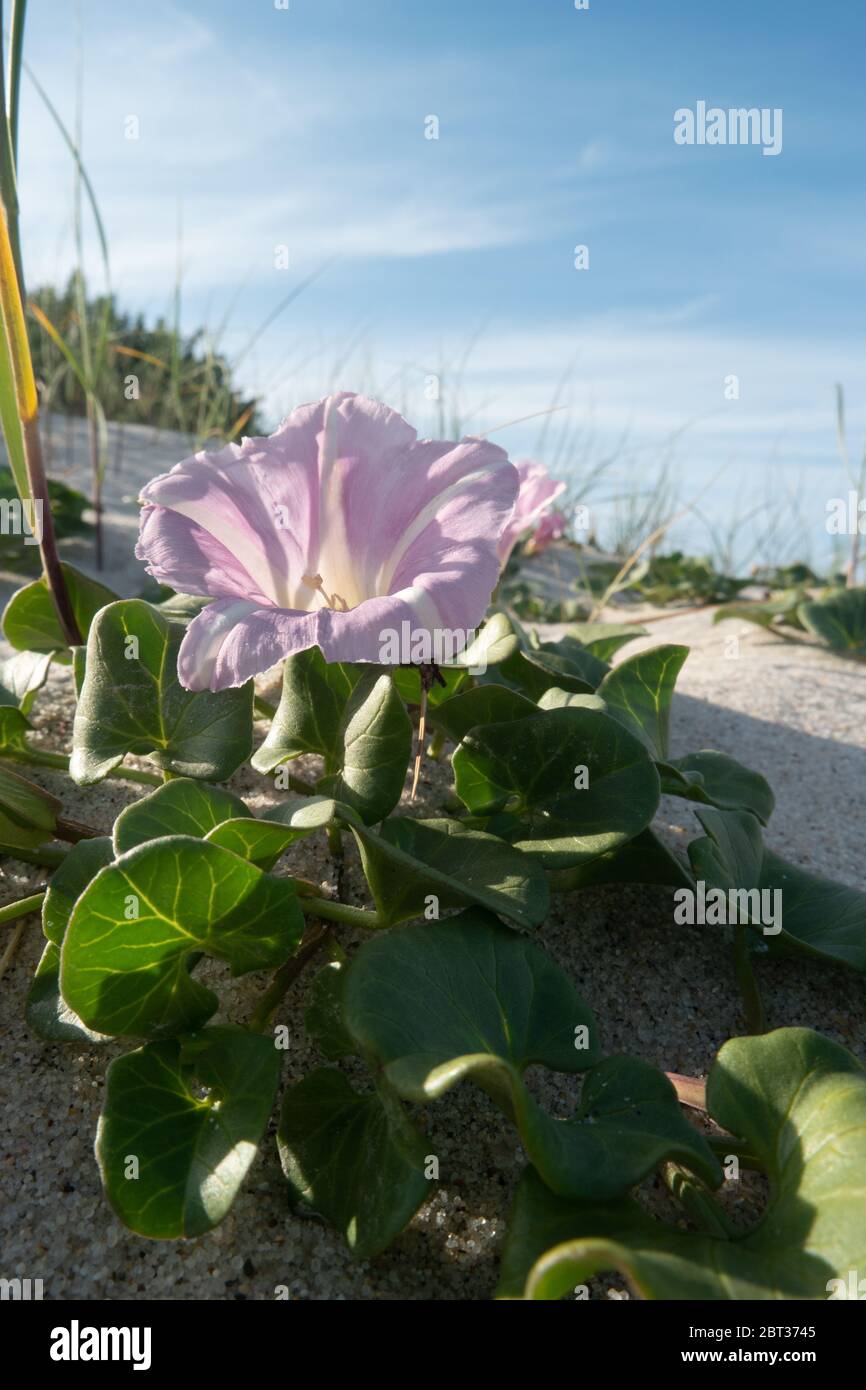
(113, 777), (249, 854)
(799, 587), (866, 655)
(597, 644), (688, 760)
(277, 1067), (430, 1258)
(96, 1026), (280, 1238)
(2, 563), (116, 660)
(0, 761), (61, 852)
(70, 600), (253, 784)
(61, 836), (303, 1037)
(252, 646), (411, 823)
(349, 815), (550, 929)
(344, 913), (716, 1200)
(661, 750), (774, 826)
(499, 1028), (866, 1299)
(453, 706), (660, 870)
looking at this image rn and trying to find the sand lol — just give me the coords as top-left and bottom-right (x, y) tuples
(0, 418), (864, 1300)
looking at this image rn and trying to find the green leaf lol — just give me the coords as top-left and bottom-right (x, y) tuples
(252, 647), (411, 823)
(759, 850), (866, 971)
(661, 750), (775, 826)
(2, 564), (117, 660)
(113, 777), (249, 854)
(597, 644), (688, 759)
(348, 814), (550, 928)
(0, 649), (52, 713)
(548, 828), (692, 891)
(96, 1026), (280, 1237)
(43, 835), (114, 945)
(499, 1029), (866, 1299)
(799, 587), (866, 655)
(203, 795), (339, 872)
(564, 623), (648, 662)
(0, 702), (32, 753)
(536, 688), (606, 712)
(495, 646), (595, 701)
(430, 684), (538, 744)
(26, 941), (109, 1044)
(688, 806), (866, 970)
(277, 1068), (430, 1257)
(345, 911), (598, 1096)
(534, 635), (610, 687)
(305, 958), (356, 1060)
(70, 600), (253, 784)
(453, 706), (660, 870)
(714, 589), (807, 632)
(61, 836), (304, 1037)
(0, 761), (61, 852)
(687, 806), (763, 892)
(344, 913), (715, 1199)
(454, 611), (520, 668)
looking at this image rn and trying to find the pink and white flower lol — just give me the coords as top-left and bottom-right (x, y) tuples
(136, 392), (519, 691)
(496, 460), (566, 567)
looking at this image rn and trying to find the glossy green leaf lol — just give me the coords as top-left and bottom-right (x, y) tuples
(344, 913), (715, 1200)
(687, 806), (866, 970)
(42, 834), (114, 945)
(0, 702), (32, 753)
(564, 623), (648, 662)
(113, 778), (249, 854)
(661, 750), (774, 826)
(61, 836), (304, 1037)
(449, 611), (519, 669)
(536, 688), (606, 713)
(453, 706), (660, 870)
(348, 815), (550, 928)
(70, 600), (253, 784)
(549, 828), (692, 892)
(431, 684), (537, 743)
(496, 646), (595, 701)
(252, 647), (411, 823)
(345, 911), (598, 1095)
(499, 1029), (866, 1300)
(597, 644), (688, 760)
(305, 958), (356, 1060)
(759, 850), (866, 971)
(0, 649), (52, 713)
(799, 587), (866, 655)
(2, 564), (117, 660)
(97, 1026), (280, 1237)
(26, 941), (109, 1044)
(277, 1068), (429, 1257)
(534, 635), (610, 687)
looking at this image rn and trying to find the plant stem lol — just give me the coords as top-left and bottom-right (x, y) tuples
(2, 841), (67, 868)
(299, 895), (381, 930)
(733, 924), (765, 1034)
(249, 921), (331, 1032)
(0, 746), (162, 785)
(55, 815), (99, 843)
(0, 915), (25, 980)
(662, 1162), (734, 1240)
(665, 1071), (706, 1110)
(0, 204), (81, 645)
(0, 888), (44, 925)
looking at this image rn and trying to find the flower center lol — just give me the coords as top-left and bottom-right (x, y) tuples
(301, 572), (349, 612)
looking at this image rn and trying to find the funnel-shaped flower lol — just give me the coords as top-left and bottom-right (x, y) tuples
(136, 392), (519, 691)
(497, 460), (566, 567)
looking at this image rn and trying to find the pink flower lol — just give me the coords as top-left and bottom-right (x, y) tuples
(496, 460), (566, 567)
(136, 392), (519, 691)
(526, 508), (568, 555)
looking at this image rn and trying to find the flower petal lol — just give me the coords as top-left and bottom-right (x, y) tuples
(497, 460), (567, 565)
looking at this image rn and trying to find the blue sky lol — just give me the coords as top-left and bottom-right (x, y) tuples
(18, 0), (866, 563)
